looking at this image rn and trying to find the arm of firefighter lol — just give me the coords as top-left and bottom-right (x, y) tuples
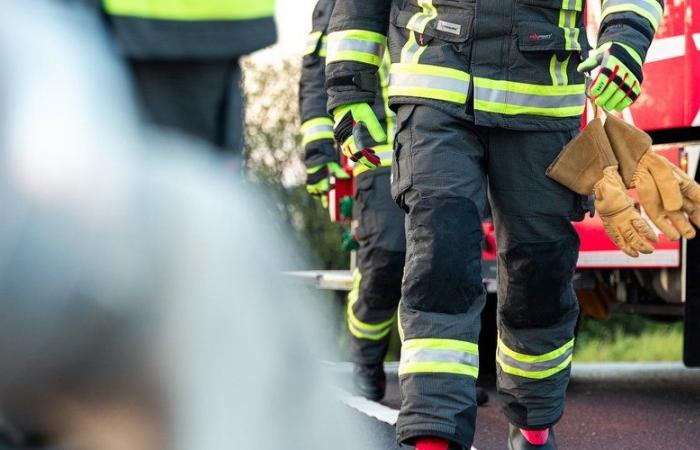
(300, 1), (340, 168)
(325, 0), (391, 112)
(596, 0), (664, 64)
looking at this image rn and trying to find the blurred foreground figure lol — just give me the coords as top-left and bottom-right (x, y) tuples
(0, 2), (370, 450)
(83, 0), (276, 158)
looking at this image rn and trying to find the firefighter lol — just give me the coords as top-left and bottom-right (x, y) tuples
(88, 0), (276, 156)
(324, 1), (663, 449)
(299, 0), (405, 401)
(301, 0), (491, 405)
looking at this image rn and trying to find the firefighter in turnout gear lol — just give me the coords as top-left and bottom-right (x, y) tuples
(300, 0), (406, 401)
(325, 0), (663, 449)
(95, 0), (276, 156)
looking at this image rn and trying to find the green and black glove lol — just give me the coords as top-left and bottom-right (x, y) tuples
(333, 103), (387, 170)
(306, 161), (349, 208)
(578, 42), (643, 112)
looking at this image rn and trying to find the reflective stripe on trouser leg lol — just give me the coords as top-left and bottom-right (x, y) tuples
(392, 105), (488, 448)
(349, 169), (406, 364)
(487, 127), (582, 429)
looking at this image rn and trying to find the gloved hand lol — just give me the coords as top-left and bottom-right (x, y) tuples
(595, 166), (657, 257)
(547, 118), (657, 257)
(333, 103), (387, 170)
(604, 113), (700, 240)
(577, 42), (643, 112)
(306, 161), (350, 208)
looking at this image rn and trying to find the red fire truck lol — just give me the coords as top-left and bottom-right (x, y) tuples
(317, 0), (700, 367)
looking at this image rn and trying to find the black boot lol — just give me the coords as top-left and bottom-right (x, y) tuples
(507, 424), (556, 450)
(352, 363), (386, 401)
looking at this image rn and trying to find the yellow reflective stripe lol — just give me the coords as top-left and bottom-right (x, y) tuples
(602, 0), (663, 31)
(400, 361), (479, 377)
(389, 63), (471, 104)
(561, 0), (584, 11)
(403, 338), (479, 355)
(496, 337), (574, 379)
(558, 8), (580, 51)
(347, 268), (395, 340)
(301, 117), (334, 146)
(397, 306), (405, 343)
(549, 54), (570, 86)
(400, 0), (437, 64)
(498, 337), (574, 363)
(399, 338), (479, 377)
(497, 354), (573, 380)
(304, 31), (322, 56)
(103, 0), (275, 20)
(327, 30), (386, 66)
(618, 42), (643, 66)
(319, 36), (329, 58)
(475, 101), (584, 117)
(474, 77), (585, 117)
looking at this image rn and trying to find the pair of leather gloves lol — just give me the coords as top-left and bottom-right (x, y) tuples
(548, 113), (700, 257)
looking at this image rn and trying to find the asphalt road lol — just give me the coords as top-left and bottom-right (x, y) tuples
(333, 363), (700, 450)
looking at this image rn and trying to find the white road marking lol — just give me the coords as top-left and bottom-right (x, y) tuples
(336, 388), (399, 425)
(335, 385), (478, 449)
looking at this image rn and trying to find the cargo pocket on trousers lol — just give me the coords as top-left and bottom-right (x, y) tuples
(391, 105), (416, 210)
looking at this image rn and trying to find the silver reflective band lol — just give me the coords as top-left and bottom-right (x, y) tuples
(562, 0), (580, 10)
(303, 124), (333, 137)
(497, 345), (573, 374)
(331, 39), (383, 57)
(375, 150), (394, 164)
(603, 0), (663, 25)
(401, 348), (480, 368)
(349, 321), (391, 338)
(392, 72), (469, 93)
(475, 87), (585, 108)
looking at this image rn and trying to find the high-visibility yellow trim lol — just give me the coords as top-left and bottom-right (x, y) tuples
(103, 0), (275, 20)
(498, 337), (574, 364)
(389, 63), (471, 104)
(475, 78), (584, 96)
(327, 30), (387, 67)
(497, 354), (573, 380)
(397, 306), (405, 343)
(347, 268), (395, 341)
(475, 101), (584, 117)
(400, 361), (479, 377)
(399, 338), (480, 377)
(301, 117), (334, 146)
(601, 0), (663, 31)
(304, 31), (322, 56)
(319, 36), (329, 58)
(618, 42), (643, 65)
(403, 338), (479, 355)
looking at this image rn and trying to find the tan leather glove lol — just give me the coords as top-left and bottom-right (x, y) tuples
(605, 113), (700, 240)
(547, 118), (657, 257)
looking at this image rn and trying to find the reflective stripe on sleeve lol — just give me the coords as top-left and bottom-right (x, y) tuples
(389, 63), (471, 104)
(601, 0), (663, 31)
(497, 337), (574, 380)
(347, 269), (395, 340)
(474, 77), (585, 117)
(399, 338), (479, 378)
(304, 31), (323, 56)
(103, 0), (275, 20)
(301, 117), (334, 146)
(319, 35), (328, 58)
(327, 30), (386, 66)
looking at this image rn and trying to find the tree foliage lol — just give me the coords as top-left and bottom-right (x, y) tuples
(242, 59), (349, 270)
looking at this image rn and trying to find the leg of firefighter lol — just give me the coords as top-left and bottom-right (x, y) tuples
(393, 105), (487, 449)
(487, 128), (582, 448)
(348, 168), (406, 400)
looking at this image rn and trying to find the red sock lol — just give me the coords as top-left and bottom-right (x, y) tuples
(416, 437), (450, 450)
(520, 428), (549, 445)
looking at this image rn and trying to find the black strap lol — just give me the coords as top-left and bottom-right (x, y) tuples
(600, 67), (640, 101)
(608, 43), (644, 83)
